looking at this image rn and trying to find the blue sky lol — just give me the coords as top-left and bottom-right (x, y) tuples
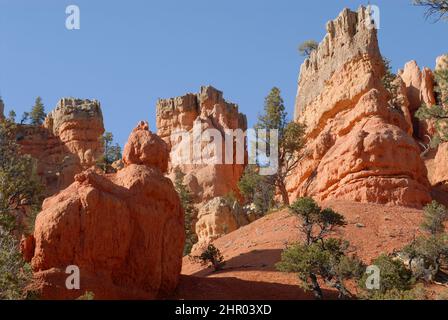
(0, 0), (446, 147)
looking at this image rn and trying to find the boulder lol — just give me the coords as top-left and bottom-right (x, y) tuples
(192, 197), (250, 252)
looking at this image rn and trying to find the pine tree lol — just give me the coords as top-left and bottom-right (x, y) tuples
(255, 87), (306, 205)
(174, 167), (198, 255)
(29, 97), (46, 126)
(97, 132), (122, 173)
(276, 198), (363, 300)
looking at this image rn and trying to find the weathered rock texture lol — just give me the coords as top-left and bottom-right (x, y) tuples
(17, 98), (104, 195)
(156, 86), (249, 247)
(26, 122), (185, 299)
(398, 61), (436, 140)
(193, 197), (250, 252)
(421, 55), (448, 191)
(288, 7), (431, 208)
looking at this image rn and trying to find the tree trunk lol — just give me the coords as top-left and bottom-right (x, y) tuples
(278, 180), (290, 206)
(310, 274), (323, 300)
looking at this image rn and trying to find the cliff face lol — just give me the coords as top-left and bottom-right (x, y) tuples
(17, 98), (104, 195)
(288, 7), (431, 208)
(156, 86), (250, 249)
(419, 55), (448, 193)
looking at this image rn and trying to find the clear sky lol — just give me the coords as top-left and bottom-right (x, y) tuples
(0, 0), (447, 147)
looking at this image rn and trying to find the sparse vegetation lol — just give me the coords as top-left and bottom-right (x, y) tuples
(0, 226), (34, 300)
(29, 97), (46, 126)
(76, 291), (95, 300)
(298, 40), (318, 57)
(360, 254), (415, 299)
(191, 243), (225, 271)
(0, 114), (43, 300)
(381, 57), (403, 112)
(401, 201), (448, 281)
(238, 165), (275, 217)
(255, 87), (306, 206)
(413, 0), (448, 21)
(277, 198), (362, 299)
(0, 118), (43, 234)
(416, 61), (448, 147)
(97, 132), (122, 173)
(174, 167), (198, 256)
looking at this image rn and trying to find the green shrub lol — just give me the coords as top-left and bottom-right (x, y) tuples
(0, 227), (33, 300)
(191, 243), (225, 271)
(360, 254), (414, 297)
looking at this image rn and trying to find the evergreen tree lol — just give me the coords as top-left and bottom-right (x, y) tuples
(0, 118), (43, 299)
(97, 132), (122, 173)
(7, 110), (16, 123)
(174, 167), (198, 255)
(29, 97), (46, 126)
(238, 165), (275, 217)
(416, 62), (448, 147)
(277, 198), (363, 299)
(255, 87), (306, 205)
(0, 119), (43, 233)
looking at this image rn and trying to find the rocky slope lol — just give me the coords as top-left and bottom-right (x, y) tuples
(17, 98), (104, 195)
(287, 7), (431, 208)
(176, 201), (431, 300)
(156, 86), (250, 250)
(24, 122), (185, 299)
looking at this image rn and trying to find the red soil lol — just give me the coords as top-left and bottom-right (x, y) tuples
(173, 200), (428, 300)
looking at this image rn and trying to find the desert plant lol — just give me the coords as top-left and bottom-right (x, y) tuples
(191, 243), (225, 271)
(360, 254), (414, 299)
(76, 291), (95, 300)
(416, 64), (448, 147)
(289, 197), (346, 245)
(0, 119), (43, 234)
(255, 87), (306, 205)
(97, 132), (122, 173)
(29, 97), (46, 126)
(413, 0), (448, 21)
(0, 227), (33, 300)
(277, 238), (364, 300)
(238, 165), (275, 217)
(298, 40), (318, 57)
(174, 167), (198, 256)
(421, 201), (448, 235)
(277, 198), (359, 299)
(399, 201), (448, 281)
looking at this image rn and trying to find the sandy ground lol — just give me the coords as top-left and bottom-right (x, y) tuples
(172, 200), (434, 300)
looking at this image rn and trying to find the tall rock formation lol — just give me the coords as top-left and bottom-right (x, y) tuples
(399, 60), (436, 140)
(288, 7), (431, 208)
(156, 86), (250, 249)
(26, 121), (185, 299)
(422, 55), (448, 192)
(17, 98), (104, 195)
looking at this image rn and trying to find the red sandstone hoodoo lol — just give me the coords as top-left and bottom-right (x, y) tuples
(24, 121), (185, 299)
